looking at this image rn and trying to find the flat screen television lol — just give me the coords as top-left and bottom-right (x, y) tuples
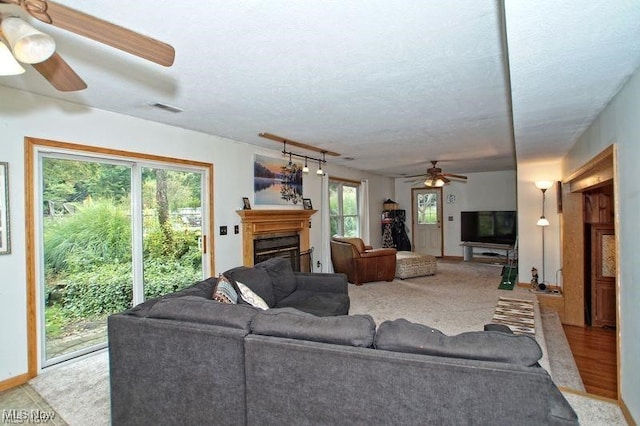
(460, 211), (517, 245)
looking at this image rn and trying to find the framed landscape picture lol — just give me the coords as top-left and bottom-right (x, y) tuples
(0, 162), (10, 255)
(254, 154), (303, 205)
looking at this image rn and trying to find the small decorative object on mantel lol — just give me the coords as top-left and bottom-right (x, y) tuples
(242, 197), (251, 210)
(383, 198), (398, 210)
(303, 198), (313, 210)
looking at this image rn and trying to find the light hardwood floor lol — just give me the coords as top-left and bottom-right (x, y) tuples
(563, 324), (618, 399)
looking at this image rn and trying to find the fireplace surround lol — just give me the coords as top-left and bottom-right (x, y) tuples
(236, 209), (317, 267)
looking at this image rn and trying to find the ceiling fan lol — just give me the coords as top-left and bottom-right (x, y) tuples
(0, 0), (175, 92)
(405, 161), (468, 187)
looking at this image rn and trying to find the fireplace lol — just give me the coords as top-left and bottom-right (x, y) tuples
(254, 234), (301, 270)
(236, 209), (317, 268)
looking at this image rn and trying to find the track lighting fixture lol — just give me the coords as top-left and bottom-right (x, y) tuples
(278, 141), (327, 176)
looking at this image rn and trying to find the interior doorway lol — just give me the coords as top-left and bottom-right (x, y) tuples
(561, 144), (618, 399)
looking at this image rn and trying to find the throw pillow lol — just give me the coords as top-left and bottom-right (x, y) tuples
(223, 266), (276, 307)
(236, 281), (269, 310)
(212, 274), (238, 304)
(255, 257), (297, 301)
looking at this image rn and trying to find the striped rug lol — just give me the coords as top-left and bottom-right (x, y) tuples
(491, 296), (535, 335)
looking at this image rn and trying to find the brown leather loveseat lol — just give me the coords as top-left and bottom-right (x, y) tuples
(330, 236), (397, 286)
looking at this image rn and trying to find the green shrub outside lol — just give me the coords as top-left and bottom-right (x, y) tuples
(44, 200), (202, 323)
(44, 200), (132, 274)
(60, 259), (201, 318)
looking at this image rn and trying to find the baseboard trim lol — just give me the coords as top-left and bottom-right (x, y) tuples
(557, 386), (618, 404)
(558, 385), (638, 424)
(620, 397), (637, 426)
(0, 372), (30, 392)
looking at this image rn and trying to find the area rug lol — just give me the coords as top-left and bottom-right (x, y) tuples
(491, 296), (535, 335)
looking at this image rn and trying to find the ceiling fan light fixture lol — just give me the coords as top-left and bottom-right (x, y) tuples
(1, 17), (55, 64)
(434, 178), (446, 187)
(0, 40), (25, 75)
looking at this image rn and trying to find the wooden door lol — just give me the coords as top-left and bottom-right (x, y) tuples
(591, 224), (616, 327)
(412, 188), (442, 256)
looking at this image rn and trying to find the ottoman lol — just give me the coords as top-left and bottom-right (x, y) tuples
(395, 251), (437, 279)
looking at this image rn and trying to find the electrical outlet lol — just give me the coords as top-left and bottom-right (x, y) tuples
(448, 216), (454, 221)
(220, 226), (227, 235)
(234, 225), (239, 234)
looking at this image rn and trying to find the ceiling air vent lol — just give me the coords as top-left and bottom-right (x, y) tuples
(150, 102), (183, 113)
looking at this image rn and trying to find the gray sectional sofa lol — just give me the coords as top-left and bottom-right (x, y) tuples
(108, 258), (578, 425)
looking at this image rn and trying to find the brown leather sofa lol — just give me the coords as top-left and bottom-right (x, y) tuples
(330, 236), (397, 286)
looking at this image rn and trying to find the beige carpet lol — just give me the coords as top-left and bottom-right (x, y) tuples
(26, 259), (627, 425)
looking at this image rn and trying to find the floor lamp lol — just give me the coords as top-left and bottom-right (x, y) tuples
(535, 181), (553, 288)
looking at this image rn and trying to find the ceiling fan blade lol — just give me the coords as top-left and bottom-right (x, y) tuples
(32, 52), (87, 91)
(27, 1), (175, 66)
(440, 176), (451, 184)
(443, 173), (468, 180)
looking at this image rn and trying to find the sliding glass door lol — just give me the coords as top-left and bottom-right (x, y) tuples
(39, 153), (207, 365)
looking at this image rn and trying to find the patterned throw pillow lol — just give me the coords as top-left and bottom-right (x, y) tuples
(212, 274), (238, 304)
(236, 281), (269, 310)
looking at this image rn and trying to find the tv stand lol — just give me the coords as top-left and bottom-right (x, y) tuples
(461, 242), (515, 263)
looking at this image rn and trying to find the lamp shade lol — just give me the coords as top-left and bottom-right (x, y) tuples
(1, 17), (55, 64)
(0, 40), (25, 75)
(535, 180), (554, 190)
(537, 216), (550, 226)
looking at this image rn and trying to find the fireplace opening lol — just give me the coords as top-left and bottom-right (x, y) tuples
(254, 235), (301, 271)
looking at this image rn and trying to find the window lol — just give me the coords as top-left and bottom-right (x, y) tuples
(417, 192), (438, 225)
(329, 179), (360, 237)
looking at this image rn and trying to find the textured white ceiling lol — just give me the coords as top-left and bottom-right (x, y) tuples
(2, 1), (639, 177)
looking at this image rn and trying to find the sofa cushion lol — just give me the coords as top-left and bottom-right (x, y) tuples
(192, 276), (218, 299)
(251, 308), (376, 347)
(223, 266), (276, 307)
(147, 296), (258, 331)
(374, 318), (542, 367)
(125, 282), (213, 317)
(276, 290), (350, 317)
(254, 257), (297, 302)
(237, 281), (269, 310)
(212, 275), (238, 304)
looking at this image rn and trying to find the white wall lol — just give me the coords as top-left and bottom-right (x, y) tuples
(516, 160), (562, 287)
(564, 67), (640, 422)
(0, 86), (393, 383)
(394, 170), (517, 257)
